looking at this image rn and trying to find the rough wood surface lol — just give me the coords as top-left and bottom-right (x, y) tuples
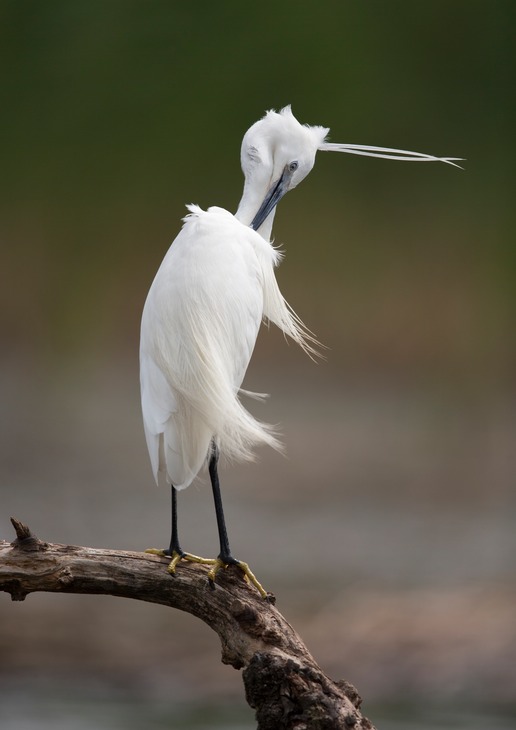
(1, 518), (375, 729)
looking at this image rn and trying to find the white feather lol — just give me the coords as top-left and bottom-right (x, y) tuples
(320, 142), (463, 168)
(140, 205), (314, 488)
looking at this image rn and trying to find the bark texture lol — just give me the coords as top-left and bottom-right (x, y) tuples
(1, 518), (375, 730)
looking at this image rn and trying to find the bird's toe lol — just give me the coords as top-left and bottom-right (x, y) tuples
(208, 556), (269, 599)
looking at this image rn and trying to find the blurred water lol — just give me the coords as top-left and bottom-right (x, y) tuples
(0, 684), (515, 730)
(374, 705), (516, 730)
(0, 689), (251, 730)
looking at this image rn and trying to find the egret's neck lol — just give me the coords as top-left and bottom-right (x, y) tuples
(235, 179), (276, 241)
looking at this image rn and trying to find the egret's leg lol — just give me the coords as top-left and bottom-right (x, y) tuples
(145, 486), (216, 574)
(166, 485), (182, 555)
(165, 485), (188, 572)
(207, 448), (268, 599)
(209, 449), (232, 563)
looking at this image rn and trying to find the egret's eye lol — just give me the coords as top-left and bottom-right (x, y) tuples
(289, 161), (299, 173)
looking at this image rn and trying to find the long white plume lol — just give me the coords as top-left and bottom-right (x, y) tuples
(320, 142), (464, 168)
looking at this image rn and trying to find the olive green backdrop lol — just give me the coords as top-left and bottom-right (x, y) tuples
(1, 0), (514, 377)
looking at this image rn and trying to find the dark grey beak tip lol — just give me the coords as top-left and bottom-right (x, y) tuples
(250, 165), (293, 232)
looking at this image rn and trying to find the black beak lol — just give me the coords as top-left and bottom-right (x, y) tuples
(250, 164), (295, 231)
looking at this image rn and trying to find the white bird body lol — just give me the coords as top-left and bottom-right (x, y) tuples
(140, 204), (309, 489)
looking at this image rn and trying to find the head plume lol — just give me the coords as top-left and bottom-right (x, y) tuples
(319, 140), (463, 168)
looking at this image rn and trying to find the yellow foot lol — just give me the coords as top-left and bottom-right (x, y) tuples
(207, 557), (269, 599)
(145, 548), (217, 574)
(145, 548), (269, 599)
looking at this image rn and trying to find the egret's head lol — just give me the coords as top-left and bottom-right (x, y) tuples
(239, 106), (328, 232)
(241, 106), (328, 193)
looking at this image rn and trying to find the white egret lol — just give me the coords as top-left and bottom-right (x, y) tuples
(140, 106), (460, 597)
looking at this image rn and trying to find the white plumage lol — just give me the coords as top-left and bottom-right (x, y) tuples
(140, 204), (312, 489)
(140, 108), (325, 490)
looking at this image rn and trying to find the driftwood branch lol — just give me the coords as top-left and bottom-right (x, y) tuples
(1, 518), (375, 729)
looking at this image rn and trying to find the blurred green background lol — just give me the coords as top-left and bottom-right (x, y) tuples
(1, 1), (515, 728)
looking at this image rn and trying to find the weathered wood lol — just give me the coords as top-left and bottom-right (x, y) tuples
(1, 518), (375, 729)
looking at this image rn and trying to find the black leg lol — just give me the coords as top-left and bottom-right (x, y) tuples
(207, 445), (269, 598)
(166, 485), (185, 557)
(209, 446), (238, 565)
(146, 484), (216, 574)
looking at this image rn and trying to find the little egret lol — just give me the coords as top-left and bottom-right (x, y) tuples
(140, 105), (460, 597)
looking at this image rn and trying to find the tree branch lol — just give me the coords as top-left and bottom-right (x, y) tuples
(1, 518), (375, 729)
